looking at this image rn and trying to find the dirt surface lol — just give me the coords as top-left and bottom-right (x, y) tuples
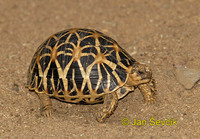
(1, 0), (200, 138)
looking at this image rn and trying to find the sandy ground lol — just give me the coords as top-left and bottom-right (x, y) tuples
(0, 0), (200, 138)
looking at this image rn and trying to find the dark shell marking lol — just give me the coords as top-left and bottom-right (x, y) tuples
(27, 28), (136, 103)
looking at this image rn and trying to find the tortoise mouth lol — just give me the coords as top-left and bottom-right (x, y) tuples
(132, 77), (151, 83)
(141, 73), (152, 80)
(127, 70), (152, 86)
(140, 78), (151, 84)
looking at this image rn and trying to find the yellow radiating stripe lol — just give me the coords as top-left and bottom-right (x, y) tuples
(30, 75), (36, 89)
(85, 63), (96, 95)
(103, 59), (117, 70)
(77, 60), (88, 93)
(38, 77), (42, 89)
(80, 44), (95, 50)
(95, 63), (102, 91)
(71, 68), (81, 96)
(35, 76), (38, 92)
(57, 51), (65, 55)
(112, 70), (123, 86)
(63, 58), (73, 76)
(80, 52), (96, 58)
(75, 31), (81, 40)
(79, 35), (96, 42)
(65, 33), (72, 43)
(46, 46), (53, 51)
(54, 59), (63, 78)
(42, 59), (51, 77)
(101, 64), (110, 92)
(39, 53), (51, 60)
(62, 78), (68, 94)
(51, 77), (55, 93)
(95, 37), (100, 47)
(43, 77), (47, 92)
(118, 62), (131, 72)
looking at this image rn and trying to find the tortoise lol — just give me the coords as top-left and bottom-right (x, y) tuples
(26, 28), (157, 123)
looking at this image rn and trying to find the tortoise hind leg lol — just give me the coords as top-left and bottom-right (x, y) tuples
(96, 91), (118, 123)
(37, 93), (53, 117)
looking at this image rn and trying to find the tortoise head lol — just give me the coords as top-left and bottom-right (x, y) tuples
(127, 64), (152, 86)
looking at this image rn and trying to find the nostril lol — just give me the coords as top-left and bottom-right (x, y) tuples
(145, 67), (150, 72)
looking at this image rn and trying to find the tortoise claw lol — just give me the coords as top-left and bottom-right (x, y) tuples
(37, 93), (53, 117)
(41, 105), (53, 117)
(145, 97), (156, 104)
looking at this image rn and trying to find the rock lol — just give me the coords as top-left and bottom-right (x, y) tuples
(174, 66), (200, 89)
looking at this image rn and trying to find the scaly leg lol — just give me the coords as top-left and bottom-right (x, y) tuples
(37, 93), (53, 117)
(96, 91), (118, 123)
(138, 78), (156, 104)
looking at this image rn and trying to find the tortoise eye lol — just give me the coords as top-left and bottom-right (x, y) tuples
(138, 70), (145, 75)
(131, 68), (136, 74)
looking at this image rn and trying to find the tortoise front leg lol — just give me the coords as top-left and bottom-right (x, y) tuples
(138, 78), (157, 104)
(96, 91), (118, 123)
(37, 93), (53, 117)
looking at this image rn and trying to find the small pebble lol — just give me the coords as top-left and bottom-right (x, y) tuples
(174, 66), (200, 89)
(13, 83), (19, 92)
